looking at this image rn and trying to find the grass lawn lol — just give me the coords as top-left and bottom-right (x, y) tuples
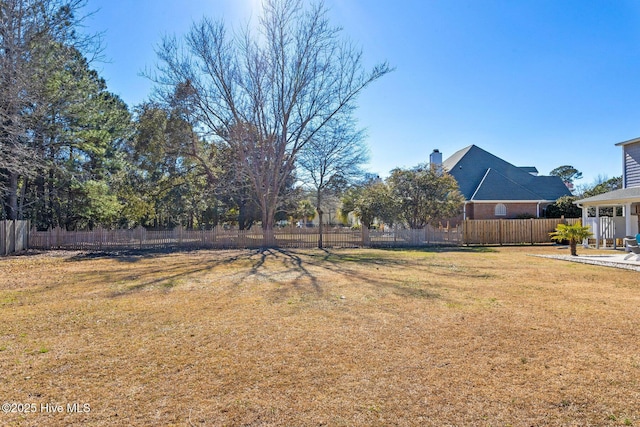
(1, 246), (639, 426)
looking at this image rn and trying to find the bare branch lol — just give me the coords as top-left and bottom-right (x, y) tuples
(151, 0), (392, 236)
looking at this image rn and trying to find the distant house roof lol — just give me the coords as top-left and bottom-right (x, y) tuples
(518, 166), (538, 175)
(442, 145), (571, 202)
(470, 168), (542, 200)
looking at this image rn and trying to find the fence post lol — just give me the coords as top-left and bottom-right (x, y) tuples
(463, 220), (468, 246)
(11, 220), (16, 253)
(5, 220), (10, 255)
(2, 221), (6, 255)
(446, 221), (449, 244)
(530, 218), (534, 245)
(135, 226), (143, 249)
(3, 221), (8, 255)
(29, 225), (36, 250)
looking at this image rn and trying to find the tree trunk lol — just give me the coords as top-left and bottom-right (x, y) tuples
(7, 172), (18, 220)
(316, 189), (324, 249)
(238, 201), (247, 230)
(262, 204), (275, 248)
(317, 209), (324, 249)
(49, 168), (60, 229)
(18, 176), (27, 220)
(36, 175), (45, 229)
(570, 239), (577, 256)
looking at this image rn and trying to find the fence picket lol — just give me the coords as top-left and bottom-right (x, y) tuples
(0, 220), (30, 255)
(462, 218), (580, 245)
(28, 224), (459, 250)
(24, 218), (583, 251)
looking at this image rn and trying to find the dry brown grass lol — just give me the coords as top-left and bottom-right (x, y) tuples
(1, 245), (639, 426)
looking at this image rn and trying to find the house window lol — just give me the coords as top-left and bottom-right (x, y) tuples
(495, 203), (507, 216)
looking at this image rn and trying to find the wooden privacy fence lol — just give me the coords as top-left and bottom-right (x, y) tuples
(28, 218), (580, 251)
(1, 220), (30, 255)
(29, 224), (461, 251)
(462, 218), (581, 245)
(366, 226), (461, 247)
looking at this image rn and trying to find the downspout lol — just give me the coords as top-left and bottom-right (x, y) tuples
(463, 201), (468, 220)
(536, 201), (541, 218)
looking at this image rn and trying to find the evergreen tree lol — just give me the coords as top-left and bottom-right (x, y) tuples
(387, 166), (464, 229)
(22, 45), (131, 229)
(0, 0), (94, 219)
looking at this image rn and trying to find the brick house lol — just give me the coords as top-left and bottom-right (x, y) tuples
(433, 145), (571, 221)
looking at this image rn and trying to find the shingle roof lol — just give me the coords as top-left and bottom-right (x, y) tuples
(443, 145), (571, 201)
(576, 187), (640, 206)
(533, 176), (574, 200)
(615, 136), (640, 147)
(518, 166), (538, 174)
(470, 168), (542, 201)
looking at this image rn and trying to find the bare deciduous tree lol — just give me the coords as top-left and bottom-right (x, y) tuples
(297, 113), (368, 248)
(151, 0), (391, 244)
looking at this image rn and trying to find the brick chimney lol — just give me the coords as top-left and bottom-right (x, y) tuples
(430, 149), (443, 174)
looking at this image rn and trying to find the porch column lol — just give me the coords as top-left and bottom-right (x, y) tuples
(625, 203), (632, 238)
(595, 207), (600, 249)
(582, 203), (589, 247)
(613, 205), (618, 249)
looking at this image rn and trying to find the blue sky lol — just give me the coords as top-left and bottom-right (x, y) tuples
(84, 0), (640, 188)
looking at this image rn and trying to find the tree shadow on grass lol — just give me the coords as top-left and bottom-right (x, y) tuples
(104, 248), (323, 298)
(284, 248), (440, 300)
(241, 249), (323, 299)
(272, 248), (321, 295)
(111, 250), (270, 296)
(65, 248), (205, 263)
(48, 246), (493, 302)
(295, 247), (500, 291)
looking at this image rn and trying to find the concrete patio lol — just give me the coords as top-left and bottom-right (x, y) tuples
(536, 251), (640, 272)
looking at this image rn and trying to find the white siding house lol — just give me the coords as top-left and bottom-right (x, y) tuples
(577, 137), (640, 247)
(623, 140), (640, 189)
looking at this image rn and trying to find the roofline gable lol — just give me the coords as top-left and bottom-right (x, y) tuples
(615, 136), (640, 147)
(469, 167), (546, 201)
(470, 168), (491, 200)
